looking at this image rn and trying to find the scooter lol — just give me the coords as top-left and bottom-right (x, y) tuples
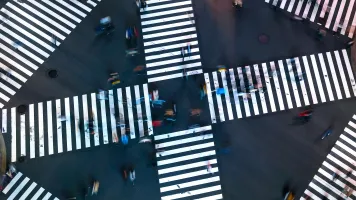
(321, 126), (333, 140)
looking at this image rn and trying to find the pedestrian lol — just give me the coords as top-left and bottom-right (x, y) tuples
(164, 109), (174, 117)
(52, 34), (58, 48)
(207, 161), (214, 174)
(140, 0), (147, 11)
(152, 120), (163, 127)
(316, 28), (326, 40)
(346, 40), (354, 48)
(151, 99), (165, 108)
(135, 0), (140, 8)
(59, 115), (67, 122)
(134, 65), (145, 75)
(232, 0), (242, 8)
(13, 41), (22, 50)
(200, 84), (207, 100)
(190, 109), (202, 116)
(181, 47), (185, 61)
(186, 43), (191, 58)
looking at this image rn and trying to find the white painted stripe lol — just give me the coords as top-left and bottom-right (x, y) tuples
(143, 84), (153, 135)
(144, 34), (197, 47)
(246, 66), (259, 115)
(42, 192), (52, 200)
(82, 94), (90, 148)
(56, 99), (63, 153)
(73, 96), (81, 149)
(10, 108), (16, 162)
(237, 67), (251, 116)
(286, 60), (302, 107)
(0, 52), (32, 76)
(313, 175), (348, 199)
(345, 127), (356, 139)
(332, 0), (346, 31)
(156, 134), (213, 149)
(159, 167), (219, 184)
(64, 98), (72, 151)
(309, 182), (337, 200)
(99, 91), (109, 144)
(108, 90), (118, 142)
(262, 63), (278, 111)
(126, 87), (136, 139)
(145, 41), (198, 54)
(341, 0), (356, 35)
(286, 0), (295, 12)
(20, 114), (25, 156)
(2, 172), (22, 194)
(42, 1), (81, 23)
(318, 168), (356, 196)
(348, 120), (356, 130)
(1, 109), (6, 133)
(117, 88), (126, 137)
(158, 159), (217, 175)
(332, 147), (355, 165)
(324, 0), (338, 29)
(212, 72), (225, 122)
(28, 0), (76, 29)
(0, 73), (21, 90)
(195, 194), (223, 200)
(342, 49), (356, 96)
(221, 71), (234, 119)
(280, 0), (287, 9)
(326, 52), (342, 99)
(0, 90), (9, 102)
(38, 102), (45, 157)
(143, 21), (193, 33)
(0, 42), (40, 70)
(323, 161), (356, 185)
(303, 189), (322, 200)
(269, 62), (284, 110)
(144, 27), (196, 40)
(146, 47), (199, 61)
(19, 182), (37, 200)
(310, 0), (320, 22)
(29, 104), (35, 158)
(161, 185), (221, 200)
(160, 176), (220, 193)
(336, 139), (356, 157)
(147, 62), (200, 76)
(134, 85), (144, 137)
(90, 93), (100, 146)
(310, 55), (326, 102)
(158, 150), (216, 166)
(253, 65), (268, 113)
(157, 142), (215, 157)
(0, 63), (26, 84)
(143, 0), (171, 4)
(302, 0), (312, 19)
(6, 3), (66, 39)
(147, 55), (200, 68)
(8, 177), (29, 200)
(142, 13), (192, 26)
(302, 56), (318, 104)
(295, 58), (309, 105)
(148, 69), (202, 83)
(327, 154), (355, 175)
(228, 68), (243, 118)
(46, 101), (54, 155)
(204, 74), (217, 123)
(0, 80), (15, 95)
(142, 1), (191, 12)
(155, 126), (211, 140)
(0, 11), (55, 51)
(319, 0), (330, 18)
(318, 53), (334, 101)
(278, 60), (293, 109)
(294, 0), (303, 15)
(56, 0), (86, 17)
(334, 50), (351, 98)
(70, 0), (92, 12)
(86, 0), (97, 7)
(30, 187), (44, 200)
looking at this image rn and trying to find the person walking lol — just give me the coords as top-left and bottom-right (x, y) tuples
(186, 43), (191, 58)
(181, 47), (185, 61)
(232, 0), (242, 8)
(190, 109), (202, 116)
(152, 120), (163, 127)
(151, 99), (166, 108)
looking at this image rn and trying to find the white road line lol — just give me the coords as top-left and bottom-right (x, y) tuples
(147, 55), (200, 68)
(70, 0), (92, 12)
(144, 34), (197, 47)
(0, 52), (32, 76)
(82, 94), (90, 148)
(160, 176), (220, 193)
(144, 41), (198, 54)
(0, 72), (21, 90)
(287, 0), (295, 12)
(144, 27), (196, 40)
(278, 60), (293, 109)
(38, 102), (45, 157)
(319, 0), (330, 18)
(159, 167), (219, 184)
(332, 148), (354, 165)
(156, 134), (213, 149)
(117, 88), (126, 137)
(334, 50), (350, 98)
(310, 0), (320, 22)
(64, 98), (72, 151)
(19, 182), (36, 200)
(313, 175), (347, 199)
(253, 64), (268, 113)
(157, 142), (215, 157)
(29, 104), (35, 158)
(196, 194), (223, 200)
(147, 62), (200, 75)
(8, 177), (29, 200)
(10, 108), (16, 162)
(2, 109), (6, 133)
(342, 49), (356, 96)
(318, 53), (334, 101)
(141, 7), (192, 19)
(56, 99), (63, 153)
(332, 0), (346, 31)
(42, 0), (81, 23)
(286, 59), (302, 107)
(126, 87), (136, 139)
(295, 58), (309, 105)
(302, 0), (312, 19)
(42, 192), (52, 200)
(310, 55), (326, 102)
(0, 90), (9, 102)
(99, 91), (109, 144)
(246, 66), (259, 115)
(146, 47), (199, 61)
(2, 172), (22, 194)
(142, 1), (191, 12)
(141, 13), (192, 26)
(86, 0), (97, 7)
(0, 42), (40, 70)
(302, 56), (318, 104)
(90, 93), (99, 146)
(161, 185), (221, 200)
(30, 187), (44, 200)
(135, 85), (144, 137)
(148, 69), (202, 82)
(158, 149), (215, 166)
(238, 67), (251, 116)
(73, 96), (81, 149)
(154, 125), (211, 140)
(309, 182), (337, 200)
(212, 72), (225, 122)
(280, 0), (287, 9)
(294, 0), (303, 15)
(326, 52), (342, 99)
(325, 0), (338, 29)
(221, 71), (234, 119)
(20, 114), (25, 157)
(262, 63), (277, 111)
(158, 159), (217, 175)
(143, 84), (153, 135)
(269, 62), (284, 110)
(0, 62), (26, 84)
(47, 101), (53, 155)
(56, 0), (86, 17)
(108, 90), (118, 143)
(143, 21), (194, 33)
(229, 68), (243, 118)
(341, 0), (356, 35)
(204, 74), (217, 123)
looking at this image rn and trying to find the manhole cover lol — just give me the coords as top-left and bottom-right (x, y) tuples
(258, 34), (269, 44)
(47, 69), (58, 78)
(17, 105), (27, 114)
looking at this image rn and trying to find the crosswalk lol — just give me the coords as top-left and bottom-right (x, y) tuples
(0, 0), (101, 109)
(154, 125), (223, 200)
(266, 0), (356, 38)
(2, 172), (59, 200)
(1, 84), (153, 162)
(204, 49), (356, 123)
(300, 115), (356, 200)
(140, 0), (203, 83)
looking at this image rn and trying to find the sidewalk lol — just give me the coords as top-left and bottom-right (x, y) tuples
(0, 133), (6, 174)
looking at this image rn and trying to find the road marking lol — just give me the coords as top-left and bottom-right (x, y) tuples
(108, 90), (118, 142)
(229, 68), (243, 118)
(19, 182), (36, 200)
(334, 50), (350, 98)
(8, 177), (29, 200)
(237, 67), (251, 116)
(1, 109), (6, 133)
(135, 85), (144, 137)
(90, 93), (99, 146)
(342, 49), (356, 96)
(11, 108), (16, 162)
(143, 84), (153, 135)
(117, 88), (126, 137)
(286, 59), (301, 107)
(295, 58), (309, 106)
(221, 71), (234, 119)
(99, 91), (109, 144)
(73, 96), (81, 149)
(302, 56), (318, 104)
(64, 98), (72, 151)
(246, 66), (259, 115)
(29, 104), (35, 158)
(56, 99), (63, 153)
(212, 72), (225, 122)
(82, 94), (90, 148)
(126, 87), (136, 139)
(326, 52), (342, 100)
(47, 101), (53, 155)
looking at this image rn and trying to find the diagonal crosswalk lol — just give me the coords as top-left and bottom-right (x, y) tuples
(1, 84), (153, 162)
(2, 172), (59, 200)
(300, 115), (356, 200)
(0, 0), (101, 109)
(204, 49), (356, 123)
(154, 125), (223, 200)
(140, 0), (203, 83)
(266, 0), (356, 38)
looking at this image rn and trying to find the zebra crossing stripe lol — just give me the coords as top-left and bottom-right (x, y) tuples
(18, 182), (37, 200)
(229, 68), (243, 118)
(342, 50), (356, 96)
(126, 87), (136, 139)
(31, 187), (45, 200)
(334, 51), (351, 98)
(47, 101), (54, 155)
(64, 98), (72, 151)
(56, 100), (63, 153)
(295, 58), (310, 105)
(341, 0), (356, 34)
(221, 71), (234, 119)
(38, 103), (45, 157)
(325, 0), (339, 29)
(29, 104), (35, 158)
(212, 72), (225, 122)
(160, 176), (220, 193)
(270, 62), (285, 110)
(158, 159), (217, 175)
(3, 172), (22, 194)
(135, 85), (144, 137)
(2, 109), (7, 133)
(204, 74), (217, 123)
(143, 84), (153, 135)
(161, 185), (221, 200)
(8, 177), (29, 200)
(11, 108), (16, 162)
(238, 67), (251, 117)
(326, 52), (342, 100)
(99, 91), (109, 144)
(20, 114), (25, 157)
(158, 149), (215, 166)
(246, 66), (259, 115)
(332, 0), (347, 31)
(117, 88), (126, 137)
(318, 54), (334, 101)
(73, 96), (81, 149)
(42, 192), (52, 200)
(286, 59), (302, 107)
(108, 90), (118, 142)
(82, 94), (90, 148)
(90, 93), (99, 146)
